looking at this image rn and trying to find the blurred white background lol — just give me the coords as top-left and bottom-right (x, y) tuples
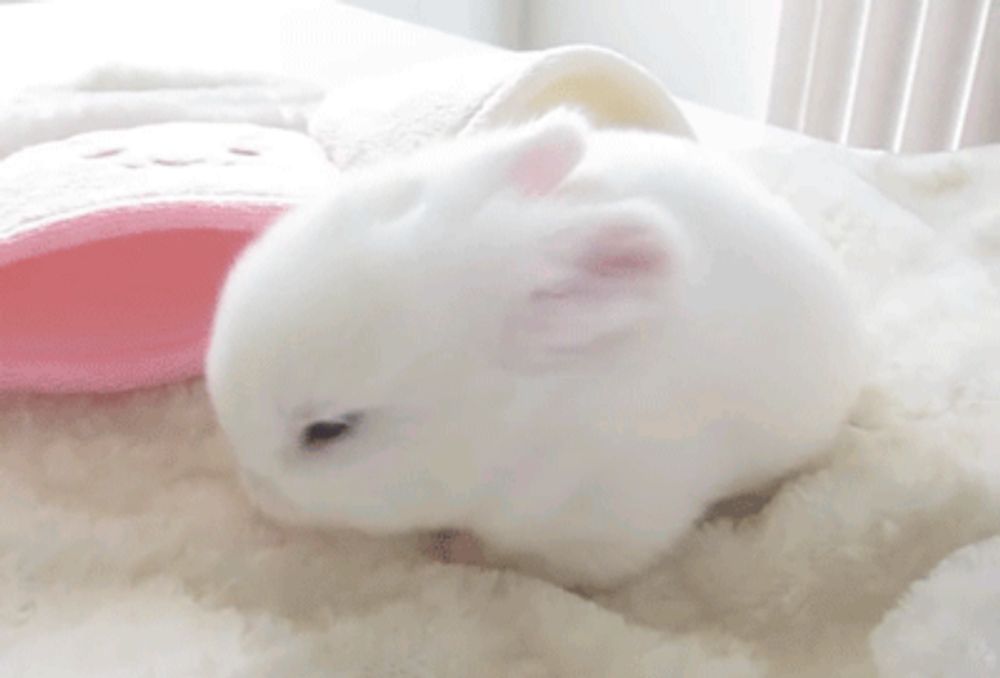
(342, 0), (999, 151)
(2, 0), (998, 150)
(342, 1), (783, 127)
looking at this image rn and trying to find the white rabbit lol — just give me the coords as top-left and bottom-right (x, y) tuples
(205, 109), (866, 589)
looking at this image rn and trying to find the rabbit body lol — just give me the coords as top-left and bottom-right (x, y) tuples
(206, 110), (865, 588)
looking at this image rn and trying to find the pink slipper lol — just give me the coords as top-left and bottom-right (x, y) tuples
(0, 122), (335, 394)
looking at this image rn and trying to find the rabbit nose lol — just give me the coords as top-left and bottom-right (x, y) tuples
(241, 471), (308, 524)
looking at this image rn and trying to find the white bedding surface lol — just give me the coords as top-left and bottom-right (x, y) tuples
(2, 140), (997, 678)
(2, 3), (999, 677)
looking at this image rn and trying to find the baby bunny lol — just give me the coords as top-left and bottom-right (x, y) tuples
(206, 109), (865, 589)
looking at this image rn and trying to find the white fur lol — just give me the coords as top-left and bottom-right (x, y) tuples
(4, 134), (1000, 678)
(206, 110), (866, 588)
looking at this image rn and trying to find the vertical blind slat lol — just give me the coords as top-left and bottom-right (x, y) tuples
(768, 0), (999, 149)
(960, 2), (1000, 148)
(889, 0), (930, 151)
(766, 0), (822, 130)
(844, 0), (927, 149)
(898, 0), (992, 152)
(800, 0), (867, 141)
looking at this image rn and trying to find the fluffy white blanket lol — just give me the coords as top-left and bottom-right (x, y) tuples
(2, 67), (1000, 678)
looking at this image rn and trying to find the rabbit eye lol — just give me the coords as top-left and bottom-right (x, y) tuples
(300, 412), (362, 451)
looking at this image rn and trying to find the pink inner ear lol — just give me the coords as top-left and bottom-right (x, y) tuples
(509, 140), (580, 196)
(577, 224), (670, 279)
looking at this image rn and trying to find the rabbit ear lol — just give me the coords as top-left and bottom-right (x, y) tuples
(498, 200), (687, 371)
(488, 109), (588, 197)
